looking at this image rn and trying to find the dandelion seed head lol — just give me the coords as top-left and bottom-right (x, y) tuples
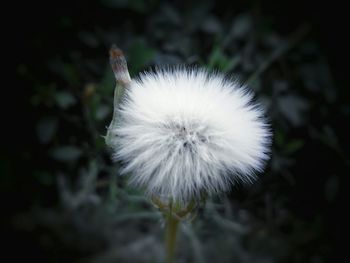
(111, 67), (271, 203)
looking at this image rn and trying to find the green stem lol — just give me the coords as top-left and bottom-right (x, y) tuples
(165, 203), (180, 263)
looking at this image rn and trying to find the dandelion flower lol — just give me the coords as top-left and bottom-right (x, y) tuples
(110, 67), (271, 204)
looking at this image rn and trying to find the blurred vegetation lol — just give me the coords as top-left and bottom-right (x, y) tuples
(5, 0), (349, 262)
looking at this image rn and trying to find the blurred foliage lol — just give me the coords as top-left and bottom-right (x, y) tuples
(7, 0), (349, 262)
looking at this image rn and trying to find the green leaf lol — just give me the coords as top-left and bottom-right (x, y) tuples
(284, 139), (304, 154)
(95, 104), (111, 121)
(100, 66), (115, 94)
(207, 46), (240, 73)
(128, 40), (156, 75)
(274, 130), (285, 147)
(54, 91), (76, 109)
(61, 63), (80, 85)
(278, 95), (309, 126)
(50, 146), (82, 162)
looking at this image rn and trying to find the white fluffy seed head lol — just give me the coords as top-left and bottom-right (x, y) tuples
(111, 67), (271, 204)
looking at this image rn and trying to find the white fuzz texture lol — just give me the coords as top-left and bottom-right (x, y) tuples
(112, 68), (271, 203)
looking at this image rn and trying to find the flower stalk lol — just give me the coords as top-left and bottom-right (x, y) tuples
(165, 201), (180, 263)
(152, 198), (198, 263)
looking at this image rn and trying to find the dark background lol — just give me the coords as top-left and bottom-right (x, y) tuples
(4, 0), (349, 262)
